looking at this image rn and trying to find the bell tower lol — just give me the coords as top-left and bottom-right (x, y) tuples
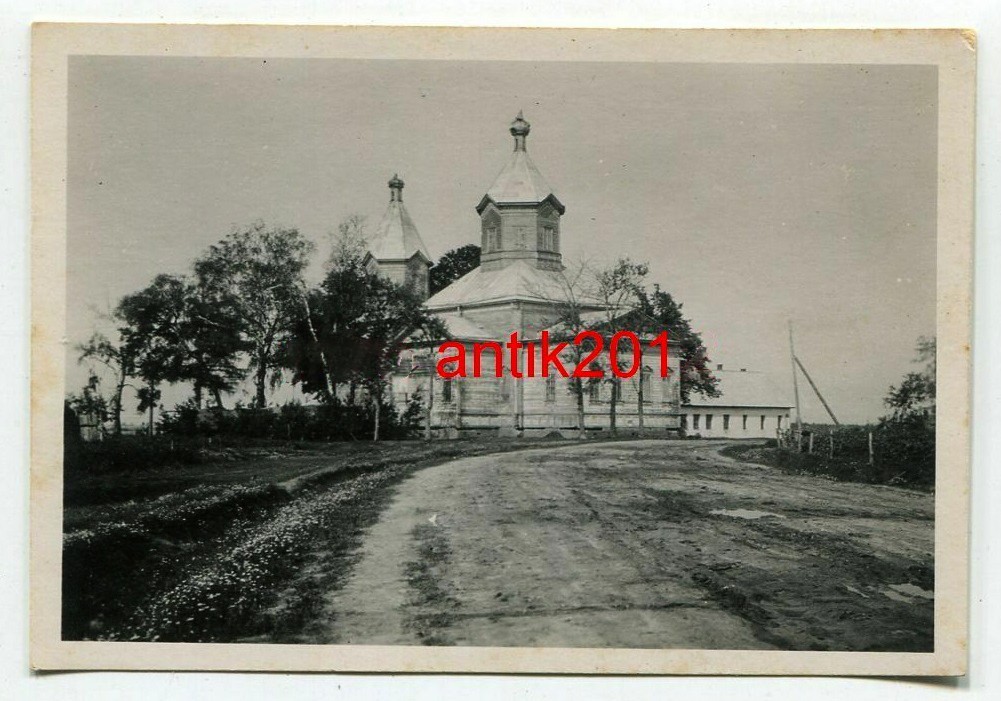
(476, 112), (565, 272)
(363, 174), (432, 300)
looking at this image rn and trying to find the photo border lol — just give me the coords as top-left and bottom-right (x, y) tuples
(30, 23), (975, 675)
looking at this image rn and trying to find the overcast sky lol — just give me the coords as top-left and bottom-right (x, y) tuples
(67, 57), (937, 424)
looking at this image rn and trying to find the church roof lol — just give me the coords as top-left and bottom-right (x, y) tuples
(432, 313), (497, 341)
(367, 175), (431, 263)
(426, 259), (581, 310)
(476, 112), (565, 214)
(686, 369), (793, 410)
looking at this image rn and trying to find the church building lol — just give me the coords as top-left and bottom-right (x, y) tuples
(366, 112), (684, 437)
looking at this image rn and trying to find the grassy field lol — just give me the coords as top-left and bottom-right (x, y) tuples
(721, 442), (934, 491)
(62, 436), (589, 642)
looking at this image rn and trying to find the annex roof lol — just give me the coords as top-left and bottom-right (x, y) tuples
(686, 369), (793, 410)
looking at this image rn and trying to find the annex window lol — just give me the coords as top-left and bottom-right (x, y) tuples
(705, 414), (714, 430)
(545, 375), (557, 402)
(680, 414), (688, 430)
(723, 414), (730, 431)
(692, 414), (700, 430)
(777, 415), (783, 429)
(760, 415), (766, 430)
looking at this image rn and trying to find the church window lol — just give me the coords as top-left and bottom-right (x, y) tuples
(442, 379), (452, 403)
(640, 367), (652, 402)
(588, 381), (600, 403)
(545, 375), (557, 402)
(705, 414), (714, 430)
(612, 379), (623, 403)
(539, 225), (556, 251)
(485, 226), (500, 252)
(499, 376), (511, 402)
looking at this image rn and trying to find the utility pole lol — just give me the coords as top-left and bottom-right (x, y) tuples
(788, 320), (803, 437)
(793, 355), (841, 426)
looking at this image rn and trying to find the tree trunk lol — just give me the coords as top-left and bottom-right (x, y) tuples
(372, 383), (382, 442)
(609, 378), (618, 434)
(255, 359), (268, 408)
(574, 377), (586, 440)
(212, 386), (224, 409)
(424, 372), (434, 442)
(113, 372), (125, 436)
(193, 382), (203, 410)
(148, 379), (156, 437)
(300, 290), (334, 398)
(637, 373), (645, 430)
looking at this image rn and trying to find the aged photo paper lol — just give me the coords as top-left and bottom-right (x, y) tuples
(30, 24), (974, 674)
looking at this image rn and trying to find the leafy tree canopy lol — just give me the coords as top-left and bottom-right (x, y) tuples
(636, 284), (721, 404)
(429, 244), (480, 295)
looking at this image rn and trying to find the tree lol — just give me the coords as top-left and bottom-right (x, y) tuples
(194, 222), (314, 408)
(66, 372), (110, 436)
(884, 336), (936, 420)
(543, 260), (598, 440)
(180, 278), (247, 409)
(283, 260), (446, 440)
(115, 275), (190, 435)
(635, 285), (720, 404)
(591, 258), (650, 434)
(78, 329), (137, 436)
(429, 244), (480, 295)
(326, 214), (369, 272)
(877, 337), (936, 484)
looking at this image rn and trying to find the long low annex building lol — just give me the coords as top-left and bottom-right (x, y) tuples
(681, 365), (792, 439)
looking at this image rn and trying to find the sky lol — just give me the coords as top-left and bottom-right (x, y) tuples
(67, 57), (938, 424)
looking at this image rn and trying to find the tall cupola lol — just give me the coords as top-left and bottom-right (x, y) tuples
(363, 174), (432, 299)
(475, 112), (566, 272)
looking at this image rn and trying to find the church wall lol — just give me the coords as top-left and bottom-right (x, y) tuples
(390, 343), (682, 437)
(374, 260), (408, 288)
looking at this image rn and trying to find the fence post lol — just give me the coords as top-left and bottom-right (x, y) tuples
(829, 430), (834, 458)
(797, 430), (803, 453)
(868, 430), (874, 466)
(808, 432), (814, 454)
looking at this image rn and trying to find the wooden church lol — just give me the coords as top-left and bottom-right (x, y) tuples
(366, 112), (683, 437)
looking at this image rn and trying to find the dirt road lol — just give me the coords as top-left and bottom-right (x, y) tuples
(314, 440), (933, 651)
